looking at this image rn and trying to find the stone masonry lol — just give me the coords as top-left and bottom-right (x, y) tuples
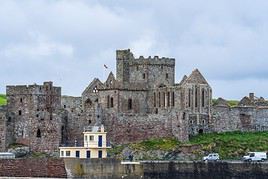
(1, 49), (268, 153)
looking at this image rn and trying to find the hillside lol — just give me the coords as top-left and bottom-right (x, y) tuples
(212, 99), (239, 107)
(108, 131), (268, 160)
(0, 94), (6, 106)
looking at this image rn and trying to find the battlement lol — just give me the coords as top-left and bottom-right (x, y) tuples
(116, 49), (175, 65)
(116, 49), (134, 60)
(6, 82), (61, 95)
(130, 55), (175, 66)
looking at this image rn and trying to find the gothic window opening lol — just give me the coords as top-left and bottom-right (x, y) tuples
(18, 110), (22, 116)
(37, 128), (41, 138)
(107, 95), (110, 108)
(20, 98), (23, 103)
(166, 73), (168, 79)
(183, 112), (186, 120)
(110, 97), (114, 108)
(163, 92), (165, 107)
(202, 89), (205, 107)
(158, 92), (161, 107)
(153, 92), (156, 107)
(188, 89), (191, 107)
(136, 66), (139, 71)
(128, 98), (132, 110)
(143, 73), (146, 79)
(88, 120), (92, 125)
(172, 92), (175, 107)
(93, 86), (98, 93)
(167, 92), (170, 107)
(195, 88), (198, 108)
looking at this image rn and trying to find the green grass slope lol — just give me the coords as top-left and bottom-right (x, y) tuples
(109, 131), (268, 160)
(0, 94), (6, 106)
(189, 131), (268, 159)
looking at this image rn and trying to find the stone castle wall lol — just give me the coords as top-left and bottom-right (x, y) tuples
(0, 106), (6, 151)
(5, 82), (64, 152)
(211, 106), (268, 132)
(102, 109), (189, 144)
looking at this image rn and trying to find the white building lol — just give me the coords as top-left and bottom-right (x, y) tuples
(59, 125), (111, 158)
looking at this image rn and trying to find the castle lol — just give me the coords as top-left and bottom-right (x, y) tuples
(0, 49), (268, 153)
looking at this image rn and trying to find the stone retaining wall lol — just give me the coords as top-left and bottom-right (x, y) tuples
(0, 158), (66, 178)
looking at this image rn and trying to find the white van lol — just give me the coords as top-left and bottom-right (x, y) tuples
(242, 152), (267, 162)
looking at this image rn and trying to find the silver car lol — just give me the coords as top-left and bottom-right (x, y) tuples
(203, 153), (220, 161)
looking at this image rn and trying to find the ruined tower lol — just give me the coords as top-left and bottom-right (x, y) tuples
(6, 82), (65, 152)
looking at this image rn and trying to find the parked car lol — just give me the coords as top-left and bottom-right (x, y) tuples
(242, 152), (267, 162)
(203, 153), (220, 161)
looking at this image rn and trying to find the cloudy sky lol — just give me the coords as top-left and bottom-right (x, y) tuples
(1, 0), (268, 99)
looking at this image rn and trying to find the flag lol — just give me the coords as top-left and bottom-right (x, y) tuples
(104, 64), (108, 69)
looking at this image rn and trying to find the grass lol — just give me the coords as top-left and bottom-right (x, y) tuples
(129, 138), (181, 151)
(107, 138), (181, 158)
(227, 100), (239, 107)
(0, 94), (6, 106)
(212, 99), (239, 107)
(189, 131), (268, 159)
(108, 131), (268, 160)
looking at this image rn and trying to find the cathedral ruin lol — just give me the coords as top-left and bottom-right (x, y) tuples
(0, 49), (268, 153)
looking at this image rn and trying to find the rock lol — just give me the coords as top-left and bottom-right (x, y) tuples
(8, 146), (30, 158)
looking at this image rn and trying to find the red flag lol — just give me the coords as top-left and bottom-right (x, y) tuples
(104, 64), (108, 69)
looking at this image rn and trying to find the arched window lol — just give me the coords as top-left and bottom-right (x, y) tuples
(93, 86), (98, 93)
(188, 89), (191, 107)
(158, 92), (161, 107)
(195, 87), (198, 108)
(107, 95), (110, 108)
(172, 92), (175, 107)
(128, 99), (132, 110)
(167, 92), (170, 107)
(153, 92), (156, 107)
(110, 97), (114, 108)
(163, 92), (165, 107)
(202, 89), (205, 107)
(37, 128), (41, 138)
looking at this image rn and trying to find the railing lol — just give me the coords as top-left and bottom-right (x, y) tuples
(60, 141), (111, 147)
(84, 126), (104, 132)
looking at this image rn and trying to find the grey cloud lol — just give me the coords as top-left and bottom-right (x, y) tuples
(1, 0), (268, 99)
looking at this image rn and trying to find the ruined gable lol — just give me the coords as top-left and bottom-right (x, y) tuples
(183, 69), (209, 85)
(104, 72), (116, 89)
(213, 98), (229, 107)
(238, 96), (254, 107)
